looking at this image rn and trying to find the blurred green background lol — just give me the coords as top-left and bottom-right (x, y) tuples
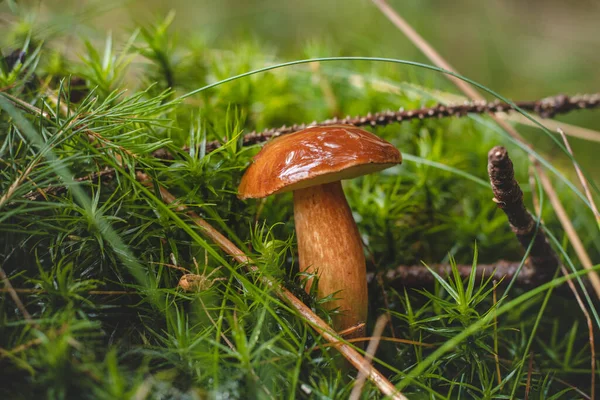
(3, 0), (600, 173)
(22, 0), (599, 94)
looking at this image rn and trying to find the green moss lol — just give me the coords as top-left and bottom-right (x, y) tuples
(0, 4), (598, 399)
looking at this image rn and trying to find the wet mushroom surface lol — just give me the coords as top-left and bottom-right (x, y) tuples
(238, 124), (401, 335)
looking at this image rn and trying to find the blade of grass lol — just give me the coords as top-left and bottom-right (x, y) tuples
(558, 128), (600, 229)
(544, 227), (600, 332)
(347, 76), (600, 144)
(349, 314), (390, 400)
(529, 157), (596, 397)
(507, 114), (600, 144)
(537, 164), (600, 297)
(509, 269), (557, 397)
(560, 264), (596, 400)
(402, 153), (490, 188)
(396, 263), (600, 391)
(370, 0), (481, 101)
(492, 283), (502, 387)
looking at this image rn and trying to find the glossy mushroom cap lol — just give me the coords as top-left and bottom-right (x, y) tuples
(238, 125), (401, 199)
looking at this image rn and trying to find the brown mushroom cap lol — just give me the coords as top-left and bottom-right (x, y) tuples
(238, 125), (401, 199)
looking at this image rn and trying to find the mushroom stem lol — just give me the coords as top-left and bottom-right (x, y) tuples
(293, 181), (368, 336)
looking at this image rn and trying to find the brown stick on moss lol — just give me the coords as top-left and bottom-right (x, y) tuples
(487, 146), (559, 283)
(135, 171), (407, 400)
(368, 261), (595, 295)
(368, 261), (532, 286)
(20, 93), (600, 201)
(188, 93), (600, 156)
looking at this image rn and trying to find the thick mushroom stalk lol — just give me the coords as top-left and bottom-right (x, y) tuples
(238, 125), (401, 336)
(294, 181), (367, 333)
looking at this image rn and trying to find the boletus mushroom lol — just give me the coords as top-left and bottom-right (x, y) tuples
(238, 125), (401, 335)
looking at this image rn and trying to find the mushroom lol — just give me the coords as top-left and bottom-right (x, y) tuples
(238, 125), (401, 335)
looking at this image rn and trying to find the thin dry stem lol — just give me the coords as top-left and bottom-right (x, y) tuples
(507, 114), (600, 143)
(524, 351), (534, 400)
(561, 265), (596, 400)
(2, 117), (75, 205)
(0, 325), (69, 360)
(4, 88), (131, 206)
(368, 260), (593, 295)
(23, 167), (116, 202)
(198, 296), (236, 352)
(371, 0), (481, 100)
(349, 314), (390, 400)
(3, 117), (89, 206)
(558, 128), (600, 226)
(422, 89), (600, 143)
(342, 336), (433, 347)
(370, 260), (536, 287)
(338, 323), (367, 339)
(0, 158), (40, 208)
(206, 93), (599, 155)
(491, 145), (595, 398)
(528, 165), (541, 217)
(135, 171), (407, 400)
(0, 91), (50, 118)
(0, 338), (42, 359)
(310, 61), (340, 117)
(0, 267), (34, 322)
(316, 336), (432, 351)
(536, 166), (600, 298)
(44, 88), (70, 117)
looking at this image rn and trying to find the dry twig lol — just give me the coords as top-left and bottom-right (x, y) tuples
(349, 314), (390, 400)
(369, 260), (535, 287)
(0, 158), (41, 207)
(536, 168), (600, 296)
(558, 128), (600, 227)
(0, 267), (34, 322)
(488, 147), (595, 399)
(493, 284), (502, 387)
(524, 351), (534, 400)
(21, 93), (600, 202)
(488, 146), (559, 283)
(179, 93), (599, 157)
(134, 171), (407, 400)
(23, 167), (116, 201)
(370, 0), (478, 99)
(0, 325), (69, 360)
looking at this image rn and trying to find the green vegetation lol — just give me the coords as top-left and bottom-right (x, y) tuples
(1, 1), (599, 398)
